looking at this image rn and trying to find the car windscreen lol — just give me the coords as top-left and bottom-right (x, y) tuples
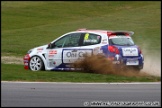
(109, 36), (134, 46)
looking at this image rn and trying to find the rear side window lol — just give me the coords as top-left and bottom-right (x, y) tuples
(82, 33), (101, 46)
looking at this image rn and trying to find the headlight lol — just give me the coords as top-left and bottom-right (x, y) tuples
(27, 49), (33, 54)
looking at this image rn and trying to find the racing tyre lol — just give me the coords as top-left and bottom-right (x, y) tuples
(29, 56), (44, 71)
(135, 65), (143, 72)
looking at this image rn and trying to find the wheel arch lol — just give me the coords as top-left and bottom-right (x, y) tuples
(29, 54), (47, 71)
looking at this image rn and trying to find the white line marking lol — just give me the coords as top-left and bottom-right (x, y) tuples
(1, 81), (161, 84)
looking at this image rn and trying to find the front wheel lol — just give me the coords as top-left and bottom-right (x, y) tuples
(29, 56), (44, 71)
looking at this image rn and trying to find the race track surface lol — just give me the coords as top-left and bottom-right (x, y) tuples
(1, 81), (161, 107)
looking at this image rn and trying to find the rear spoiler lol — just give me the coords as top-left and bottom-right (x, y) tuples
(107, 30), (134, 36)
(115, 31), (134, 36)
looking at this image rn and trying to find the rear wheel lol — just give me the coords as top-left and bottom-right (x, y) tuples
(116, 65), (142, 72)
(134, 65), (143, 72)
(128, 66), (143, 72)
(29, 56), (44, 71)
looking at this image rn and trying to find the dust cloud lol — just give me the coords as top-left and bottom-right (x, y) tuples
(73, 54), (161, 77)
(140, 55), (161, 77)
(139, 43), (161, 77)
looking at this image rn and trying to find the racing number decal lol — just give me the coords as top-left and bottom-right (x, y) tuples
(84, 33), (89, 40)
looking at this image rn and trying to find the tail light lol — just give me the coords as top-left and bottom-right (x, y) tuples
(108, 45), (119, 54)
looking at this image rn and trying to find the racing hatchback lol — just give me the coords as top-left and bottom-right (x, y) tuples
(23, 29), (144, 71)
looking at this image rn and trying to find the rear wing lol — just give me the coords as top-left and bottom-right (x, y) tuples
(107, 30), (134, 36)
(114, 31), (134, 36)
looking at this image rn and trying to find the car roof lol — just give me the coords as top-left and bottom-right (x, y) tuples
(76, 28), (110, 34)
(75, 28), (134, 36)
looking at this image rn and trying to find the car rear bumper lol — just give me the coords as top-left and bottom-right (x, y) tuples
(109, 55), (144, 69)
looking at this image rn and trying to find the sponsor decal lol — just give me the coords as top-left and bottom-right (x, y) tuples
(115, 54), (120, 60)
(24, 60), (29, 62)
(63, 49), (92, 63)
(49, 50), (57, 55)
(102, 42), (107, 44)
(48, 55), (54, 57)
(37, 48), (43, 50)
(122, 48), (138, 56)
(66, 51), (85, 58)
(123, 49), (136, 53)
(37, 48), (43, 53)
(84, 39), (97, 43)
(102, 39), (107, 42)
(24, 63), (28, 66)
(84, 33), (89, 40)
(126, 60), (139, 65)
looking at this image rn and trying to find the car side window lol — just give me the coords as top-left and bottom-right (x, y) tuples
(52, 33), (81, 48)
(82, 33), (101, 46)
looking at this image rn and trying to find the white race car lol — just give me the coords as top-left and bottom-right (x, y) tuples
(23, 29), (144, 71)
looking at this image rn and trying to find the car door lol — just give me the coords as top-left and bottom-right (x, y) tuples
(62, 33), (82, 64)
(79, 32), (102, 56)
(46, 33), (82, 70)
(62, 33), (102, 65)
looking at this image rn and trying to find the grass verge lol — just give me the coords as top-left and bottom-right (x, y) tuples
(1, 63), (161, 82)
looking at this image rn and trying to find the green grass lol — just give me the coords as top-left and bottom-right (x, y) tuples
(1, 64), (161, 82)
(1, 1), (161, 57)
(1, 1), (161, 82)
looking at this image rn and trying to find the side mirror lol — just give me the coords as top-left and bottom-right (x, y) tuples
(47, 43), (52, 49)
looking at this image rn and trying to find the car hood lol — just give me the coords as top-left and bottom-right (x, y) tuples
(32, 44), (48, 51)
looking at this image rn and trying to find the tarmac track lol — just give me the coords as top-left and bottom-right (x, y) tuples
(1, 81), (161, 107)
